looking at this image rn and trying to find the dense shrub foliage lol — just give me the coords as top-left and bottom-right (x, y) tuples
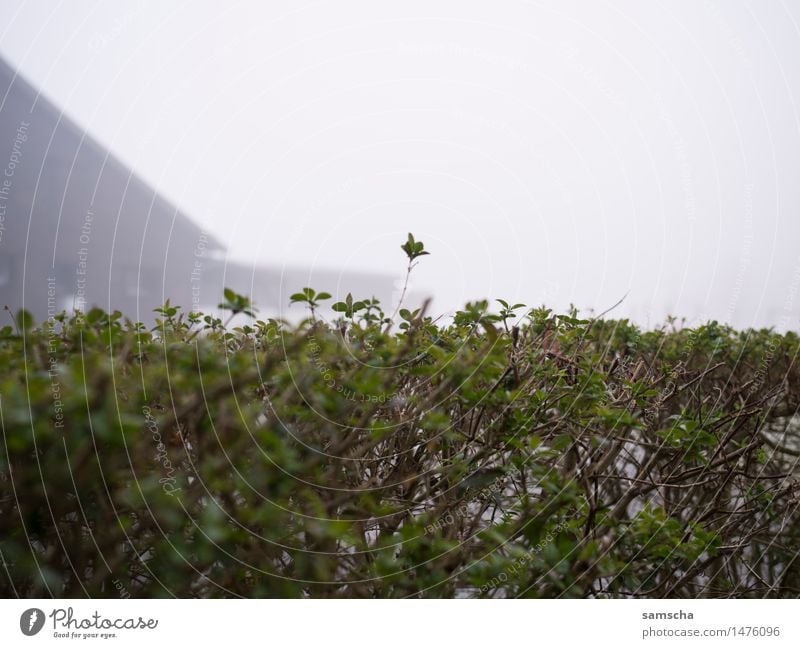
(1, 245), (800, 598)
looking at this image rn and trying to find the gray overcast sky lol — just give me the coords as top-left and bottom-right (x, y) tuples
(2, 0), (800, 328)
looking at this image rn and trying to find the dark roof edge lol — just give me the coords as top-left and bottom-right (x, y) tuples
(0, 54), (225, 251)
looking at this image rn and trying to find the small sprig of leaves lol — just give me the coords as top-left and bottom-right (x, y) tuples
(387, 233), (430, 331)
(290, 287), (331, 319)
(359, 297), (386, 325)
(153, 299), (184, 333)
(400, 232), (430, 261)
(398, 307), (421, 331)
(496, 299), (527, 332)
(453, 300), (502, 338)
(332, 294), (387, 328)
(332, 292), (366, 319)
(219, 288), (257, 318)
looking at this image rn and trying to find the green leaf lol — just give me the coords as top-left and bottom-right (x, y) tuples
(86, 308), (105, 324)
(15, 309), (34, 331)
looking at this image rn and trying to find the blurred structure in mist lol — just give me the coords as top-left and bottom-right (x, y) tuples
(0, 57), (392, 322)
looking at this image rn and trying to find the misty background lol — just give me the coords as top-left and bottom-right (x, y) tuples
(1, 0), (799, 328)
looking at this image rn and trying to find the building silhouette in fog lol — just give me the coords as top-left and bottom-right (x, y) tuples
(0, 56), (391, 322)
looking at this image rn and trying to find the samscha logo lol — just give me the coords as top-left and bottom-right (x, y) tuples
(20, 608), (45, 636)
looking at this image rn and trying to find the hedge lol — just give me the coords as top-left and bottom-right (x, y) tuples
(1, 239), (799, 597)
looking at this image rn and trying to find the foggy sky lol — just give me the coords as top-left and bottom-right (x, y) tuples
(2, 0), (800, 328)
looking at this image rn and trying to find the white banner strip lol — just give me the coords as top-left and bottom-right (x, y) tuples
(0, 599), (797, 647)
